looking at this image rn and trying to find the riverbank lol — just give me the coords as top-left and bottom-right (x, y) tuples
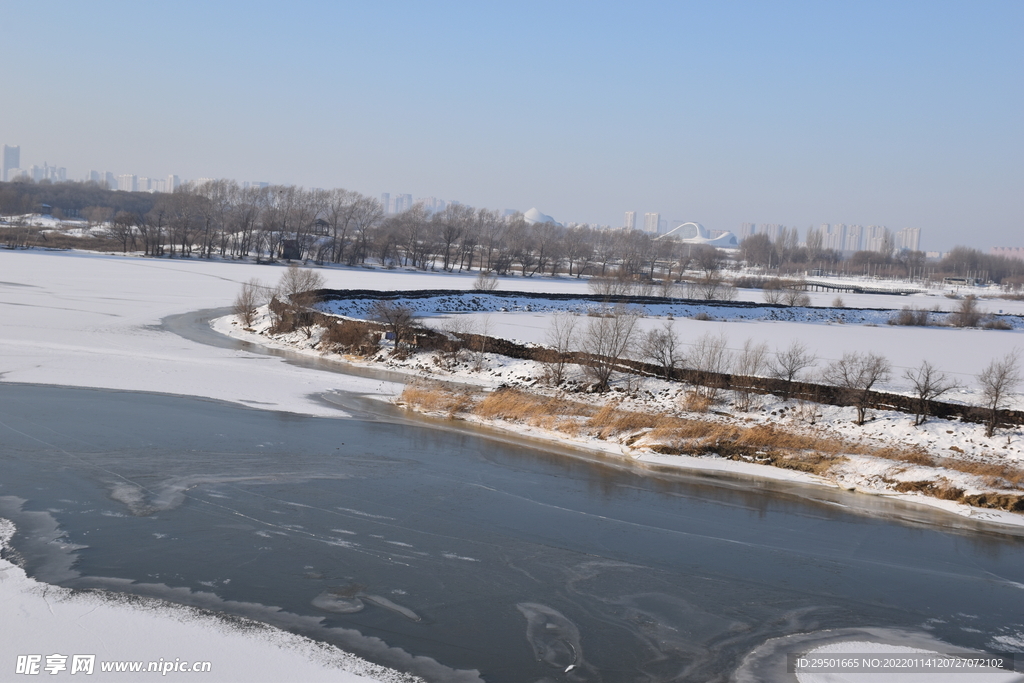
(213, 307), (1024, 530)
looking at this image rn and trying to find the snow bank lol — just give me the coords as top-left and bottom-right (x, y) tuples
(0, 518), (415, 682)
(219, 302), (1024, 530)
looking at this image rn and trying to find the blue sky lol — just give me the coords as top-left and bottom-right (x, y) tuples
(1, 1), (1020, 250)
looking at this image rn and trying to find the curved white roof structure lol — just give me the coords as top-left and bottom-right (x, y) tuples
(659, 221), (738, 248)
(523, 208), (560, 226)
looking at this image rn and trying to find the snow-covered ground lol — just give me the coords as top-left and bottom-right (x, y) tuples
(317, 291), (1024, 398)
(0, 523), (410, 682)
(0, 250), (509, 683)
(3, 248), (1024, 680)
(218, 302), (1024, 529)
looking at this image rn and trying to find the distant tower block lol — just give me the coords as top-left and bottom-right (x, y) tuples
(2, 144), (20, 182)
(643, 212), (660, 234)
(624, 211), (636, 230)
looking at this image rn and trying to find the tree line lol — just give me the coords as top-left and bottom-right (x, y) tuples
(3, 178), (1022, 288)
(246, 269), (1022, 439)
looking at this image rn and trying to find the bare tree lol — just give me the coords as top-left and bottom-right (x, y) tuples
(821, 351), (892, 425)
(903, 360), (960, 426)
(683, 247), (737, 301)
(368, 300), (418, 350)
(472, 269), (499, 291)
(950, 295), (983, 328)
(639, 320), (682, 379)
(733, 338), (770, 411)
(588, 276), (631, 298)
(685, 275), (738, 301)
(277, 264), (326, 307)
(110, 211), (138, 253)
(780, 281), (811, 307)
(762, 279), (784, 304)
(579, 305), (642, 392)
(740, 233), (775, 267)
(272, 265), (327, 337)
(233, 278), (266, 328)
(977, 350), (1021, 437)
(686, 331), (732, 401)
(770, 340), (817, 399)
(544, 311), (578, 386)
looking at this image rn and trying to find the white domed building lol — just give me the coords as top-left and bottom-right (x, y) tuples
(660, 222), (738, 249)
(522, 208), (561, 226)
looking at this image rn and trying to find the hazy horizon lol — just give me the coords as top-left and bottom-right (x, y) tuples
(2, 1), (1020, 251)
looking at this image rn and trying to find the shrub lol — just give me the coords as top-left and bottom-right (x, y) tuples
(321, 319), (379, 355)
(472, 270), (499, 291)
(888, 306), (929, 326)
(949, 295), (983, 327)
(233, 278), (265, 327)
(983, 318), (1012, 330)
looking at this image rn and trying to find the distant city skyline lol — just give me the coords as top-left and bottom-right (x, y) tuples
(2, 1), (1019, 253)
(12, 140), (1009, 255)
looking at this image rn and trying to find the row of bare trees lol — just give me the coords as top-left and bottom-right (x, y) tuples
(234, 266), (1022, 437)
(89, 180), (748, 287)
(538, 308), (1021, 434)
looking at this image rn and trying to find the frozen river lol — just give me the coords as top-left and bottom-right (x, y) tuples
(2, 379), (1024, 682)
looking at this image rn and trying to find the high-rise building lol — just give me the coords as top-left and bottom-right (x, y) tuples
(991, 247), (1024, 261)
(760, 223), (784, 242)
(380, 193), (391, 214)
(168, 175), (181, 192)
(864, 225), (891, 253)
(643, 212), (660, 234)
(624, 211), (636, 231)
(738, 223), (756, 240)
(395, 194), (413, 213)
(2, 145), (20, 181)
(822, 223), (846, 251)
(844, 225), (863, 252)
(117, 174), (138, 192)
(896, 227), (921, 252)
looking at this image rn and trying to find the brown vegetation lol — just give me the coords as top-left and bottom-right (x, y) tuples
(395, 382), (1024, 511)
(320, 319), (380, 356)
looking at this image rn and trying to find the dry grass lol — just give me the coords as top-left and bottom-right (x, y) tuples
(893, 479), (964, 500)
(474, 388), (596, 429)
(934, 457), (1024, 488)
(586, 402), (677, 439)
(399, 383), (475, 418)
(398, 384), (1024, 503)
(875, 446), (934, 467)
(681, 391), (713, 413)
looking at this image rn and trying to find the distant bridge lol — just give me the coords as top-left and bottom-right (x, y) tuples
(799, 279), (925, 295)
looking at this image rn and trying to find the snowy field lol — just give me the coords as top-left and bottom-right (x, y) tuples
(2, 248), (1024, 681)
(427, 311), (1023, 397)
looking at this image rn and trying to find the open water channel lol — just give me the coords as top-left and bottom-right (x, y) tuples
(1, 311), (1023, 682)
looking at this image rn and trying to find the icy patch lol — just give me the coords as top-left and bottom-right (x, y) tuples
(362, 595), (421, 622)
(312, 591), (365, 614)
(441, 553), (480, 562)
(516, 603), (591, 675)
(338, 507), (395, 520)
